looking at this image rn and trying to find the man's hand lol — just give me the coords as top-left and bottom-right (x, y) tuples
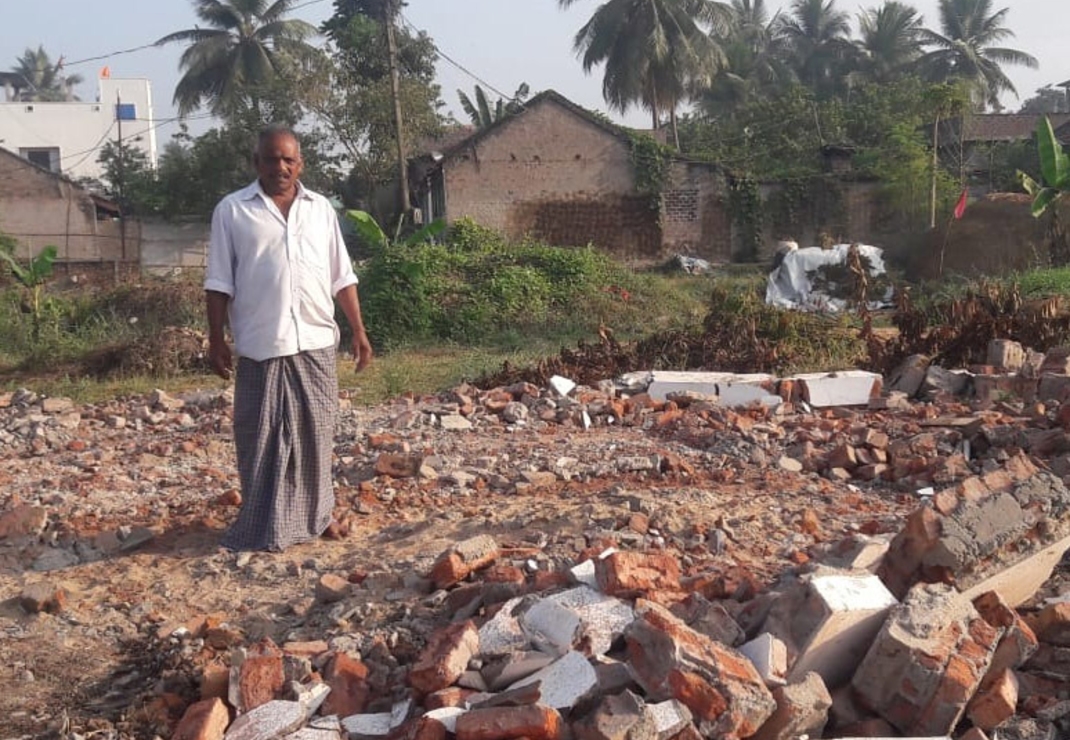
(209, 338), (233, 380)
(351, 330), (373, 372)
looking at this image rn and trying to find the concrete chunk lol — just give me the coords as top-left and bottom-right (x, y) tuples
(785, 572), (898, 687)
(510, 650), (598, 710)
(738, 634), (788, 687)
(794, 371), (882, 408)
(223, 700), (306, 740)
(852, 584), (1002, 737)
(644, 700), (692, 740)
(751, 671), (832, 740)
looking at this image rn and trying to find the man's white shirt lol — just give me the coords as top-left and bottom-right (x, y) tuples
(205, 180), (358, 362)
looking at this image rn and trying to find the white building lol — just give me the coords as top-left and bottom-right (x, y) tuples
(0, 73), (157, 181)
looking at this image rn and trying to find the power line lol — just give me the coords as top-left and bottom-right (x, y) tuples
(61, 0), (332, 69)
(61, 121), (117, 170)
(397, 12), (520, 105)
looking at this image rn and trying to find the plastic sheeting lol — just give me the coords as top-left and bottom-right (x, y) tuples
(765, 243), (888, 312)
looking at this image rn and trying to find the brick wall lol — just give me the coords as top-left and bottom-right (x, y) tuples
(0, 151), (135, 263)
(662, 161), (731, 261)
(442, 98), (663, 258)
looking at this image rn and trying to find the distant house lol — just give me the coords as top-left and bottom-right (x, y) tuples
(410, 90), (732, 262)
(0, 146), (135, 267)
(1056, 118), (1070, 147)
(937, 113), (1070, 185)
(0, 72), (157, 181)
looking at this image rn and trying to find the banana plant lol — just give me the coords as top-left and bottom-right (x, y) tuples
(0, 244), (57, 317)
(345, 210), (445, 254)
(1019, 116), (1069, 217)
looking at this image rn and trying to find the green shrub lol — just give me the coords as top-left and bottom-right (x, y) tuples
(357, 220), (633, 349)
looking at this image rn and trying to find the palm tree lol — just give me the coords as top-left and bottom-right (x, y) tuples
(778, 0), (855, 98)
(457, 83), (530, 129)
(10, 46), (83, 102)
(156, 0), (319, 118)
(559, 0), (733, 144)
(700, 0), (793, 115)
(917, 0), (1038, 109)
(855, 2), (925, 85)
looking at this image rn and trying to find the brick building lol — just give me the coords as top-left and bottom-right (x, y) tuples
(0, 146), (133, 266)
(412, 90), (732, 262)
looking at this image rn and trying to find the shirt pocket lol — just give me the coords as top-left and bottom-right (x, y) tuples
(296, 233), (329, 272)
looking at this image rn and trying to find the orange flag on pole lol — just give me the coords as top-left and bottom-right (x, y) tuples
(953, 188), (968, 219)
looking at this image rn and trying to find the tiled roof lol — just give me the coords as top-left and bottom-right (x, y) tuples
(952, 114), (1070, 142)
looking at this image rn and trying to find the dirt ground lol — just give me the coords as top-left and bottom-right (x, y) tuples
(0, 382), (1064, 739)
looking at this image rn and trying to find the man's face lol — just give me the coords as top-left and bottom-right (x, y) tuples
(255, 133), (304, 196)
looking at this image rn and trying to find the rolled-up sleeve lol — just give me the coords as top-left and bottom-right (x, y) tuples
(204, 201), (235, 296)
(329, 212), (359, 296)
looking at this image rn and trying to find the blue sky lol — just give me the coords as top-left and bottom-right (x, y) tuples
(1, 0), (1064, 145)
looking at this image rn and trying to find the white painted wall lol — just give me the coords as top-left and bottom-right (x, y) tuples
(0, 76), (157, 181)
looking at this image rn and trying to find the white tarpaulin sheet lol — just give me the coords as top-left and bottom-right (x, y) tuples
(765, 243), (887, 312)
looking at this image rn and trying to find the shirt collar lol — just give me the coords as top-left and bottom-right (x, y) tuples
(241, 179), (313, 202)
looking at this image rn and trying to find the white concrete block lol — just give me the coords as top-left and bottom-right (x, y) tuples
(738, 633), (788, 687)
(340, 713), (392, 737)
(225, 701), (307, 740)
(789, 572), (898, 687)
(285, 729), (342, 740)
(422, 707), (467, 733)
(549, 375), (576, 397)
(645, 699), (693, 740)
(717, 374), (777, 407)
(478, 597), (530, 655)
(520, 598), (581, 656)
(569, 559), (598, 588)
(648, 371), (731, 401)
(793, 370), (882, 408)
(545, 585), (634, 657)
(510, 650), (598, 710)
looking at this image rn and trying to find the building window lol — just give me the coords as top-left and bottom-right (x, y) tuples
(116, 103), (137, 121)
(20, 147), (60, 172)
(24, 104), (34, 112)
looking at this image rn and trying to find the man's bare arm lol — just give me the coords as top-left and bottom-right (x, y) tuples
(205, 290), (233, 380)
(336, 284), (373, 371)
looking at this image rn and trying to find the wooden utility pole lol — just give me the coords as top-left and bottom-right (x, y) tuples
(930, 112), (940, 230)
(384, 0), (411, 217)
(116, 91), (127, 264)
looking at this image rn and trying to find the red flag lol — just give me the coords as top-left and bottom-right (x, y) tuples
(953, 188), (968, 219)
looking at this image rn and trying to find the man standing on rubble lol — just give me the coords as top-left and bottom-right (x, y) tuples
(204, 125), (373, 552)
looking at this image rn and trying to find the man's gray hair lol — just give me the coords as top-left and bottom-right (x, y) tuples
(257, 124), (301, 156)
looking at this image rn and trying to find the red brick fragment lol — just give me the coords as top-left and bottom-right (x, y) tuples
(409, 620), (480, 695)
(172, 698), (230, 740)
(454, 704), (561, 740)
(322, 652), (370, 717)
(596, 551), (681, 598)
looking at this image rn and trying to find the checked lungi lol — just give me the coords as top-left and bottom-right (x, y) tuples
(222, 346), (338, 551)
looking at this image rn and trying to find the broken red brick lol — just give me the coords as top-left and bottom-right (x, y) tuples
(238, 639), (285, 711)
(454, 704), (561, 740)
(322, 652), (370, 717)
(595, 551), (681, 598)
(429, 535), (500, 589)
(171, 698), (229, 740)
(199, 664), (229, 701)
(374, 452), (423, 478)
(967, 668), (1018, 731)
(972, 591), (1038, 685)
(409, 620), (480, 695)
(625, 600), (775, 738)
(1027, 603), (1070, 646)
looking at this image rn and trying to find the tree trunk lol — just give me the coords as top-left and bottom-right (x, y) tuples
(670, 106), (680, 151)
